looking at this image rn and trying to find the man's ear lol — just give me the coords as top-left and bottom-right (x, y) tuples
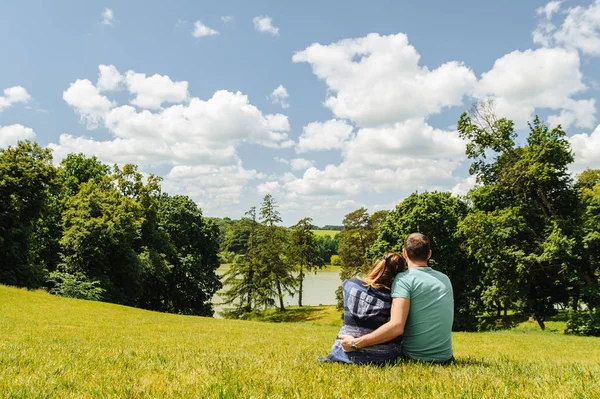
(402, 248), (407, 258)
(427, 249), (432, 261)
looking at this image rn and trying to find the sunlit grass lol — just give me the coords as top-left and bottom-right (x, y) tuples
(1, 285), (599, 398)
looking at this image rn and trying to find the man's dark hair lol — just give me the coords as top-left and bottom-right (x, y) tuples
(404, 233), (431, 262)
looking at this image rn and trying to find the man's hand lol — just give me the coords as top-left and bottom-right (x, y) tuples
(339, 335), (355, 352)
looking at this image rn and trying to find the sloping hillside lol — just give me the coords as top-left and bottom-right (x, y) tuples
(1, 285), (599, 398)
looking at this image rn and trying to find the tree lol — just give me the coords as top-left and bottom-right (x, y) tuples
(158, 194), (221, 316)
(338, 208), (372, 280)
(0, 141), (56, 288)
(289, 217), (324, 306)
(314, 234), (340, 265)
(59, 153), (110, 197)
(457, 103), (582, 329)
(336, 208), (389, 307)
(59, 176), (144, 305)
(255, 194), (295, 311)
(220, 207), (261, 316)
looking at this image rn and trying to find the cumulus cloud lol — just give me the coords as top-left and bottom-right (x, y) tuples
(101, 8), (115, 26)
(97, 64), (123, 92)
(63, 79), (115, 129)
(293, 33), (476, 127)
(164, 164), (264, 207)
(451, 175), (478, 196)
(257, 180), (282, 196)
(534, 0), (600, 56)
(279, 118), (466, 203)
(192, 21), (219, 38)
(0, 124), (36, 147)
(296, 119), (353, 153)
(475, 47), (595, 129)
(568, 123), (600, 171)
(53, 65), (292, 208)
(0, 86), (31, 112)
(253, 16), (279, 36)
(221, 16), (234, 23)
(268, 85), (289, 108)
(124, 70), (189, 109)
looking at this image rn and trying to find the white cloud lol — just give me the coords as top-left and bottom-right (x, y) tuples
(451, 175), (478, 196)
(253, 16), (279, 36)
(257, 181), (282, 196)
(221, 16), (234, 23)
(124, 70), (189, 109)
(97, 64), (123, 92)
(345, 119), (465, 166)
(475, 47), (595, 128)
(293, 33), (476, 127)
(0, 86), (31, 112)
(534, 0), (600, 56)
(63, 79), (115, 129)
(568, 123), (600, 171)
(53, 65), (292, 208)
(289, 158), (315, 171)
(296, 119), (354, 153)
(164, 164), (264, 207)
(192, 21), (219, 38)
(279, 119), (465, 202)
(268, 85), (289, 108)
(101, 8), (115, 26)
(0, 124), (36, 147)
(537, 1), (562, 19)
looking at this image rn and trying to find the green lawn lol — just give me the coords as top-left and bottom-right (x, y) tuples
(1, 285), (599, 398)
(311, 229), (340, 238)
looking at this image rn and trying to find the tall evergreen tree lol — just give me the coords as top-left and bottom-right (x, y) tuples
(289, 217), (323, 307)
(256, 194), (294, 311)
(220, 207), (261, 317)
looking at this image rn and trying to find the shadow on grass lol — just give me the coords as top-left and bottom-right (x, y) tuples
(251, 307), (329, 323)
(476, 314), (529, 331)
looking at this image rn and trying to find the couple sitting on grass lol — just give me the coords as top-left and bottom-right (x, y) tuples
(320, 233), (454, 365)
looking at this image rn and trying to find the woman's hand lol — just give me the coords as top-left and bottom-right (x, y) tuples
(339, 335), (356, 352)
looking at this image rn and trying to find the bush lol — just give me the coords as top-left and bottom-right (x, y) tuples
(565, 310), (600, 336)
(330, 255), (341, 266)
(47, 271), (105, 301)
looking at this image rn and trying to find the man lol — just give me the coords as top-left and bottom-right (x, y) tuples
(340, 233), (454, 363)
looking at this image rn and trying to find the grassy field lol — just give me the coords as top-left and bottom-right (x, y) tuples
(311, 229), (340, 238)
(1, 285), (600, 398)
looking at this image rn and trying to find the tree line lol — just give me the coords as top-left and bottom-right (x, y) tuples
(2, 103), (599, 335)
(0, 144), (221, 316)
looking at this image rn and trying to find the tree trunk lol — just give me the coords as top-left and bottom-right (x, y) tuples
(246, 264), (253, 312)
(536, 315), (546, 330)
(503, 303), (508, 316)
(298, 264), (304, 307)
(276, 280), (285, 311)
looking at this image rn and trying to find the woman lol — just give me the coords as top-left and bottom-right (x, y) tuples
(319, 252), (405, 364)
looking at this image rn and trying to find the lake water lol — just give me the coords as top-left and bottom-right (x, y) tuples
(213, 265), (341, 316)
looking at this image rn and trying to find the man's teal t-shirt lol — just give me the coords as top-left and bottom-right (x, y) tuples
(391, 267), (454, 362)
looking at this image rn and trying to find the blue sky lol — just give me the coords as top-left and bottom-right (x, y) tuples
(1, 0), (600, 225)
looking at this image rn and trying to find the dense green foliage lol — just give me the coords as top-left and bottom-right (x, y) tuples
(0, 141), (56, 288)
(221, 196), (325, 316)
(362, 106), (600, 334)
(3, 285), (600, 398)
(0, 144), (221, 316)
